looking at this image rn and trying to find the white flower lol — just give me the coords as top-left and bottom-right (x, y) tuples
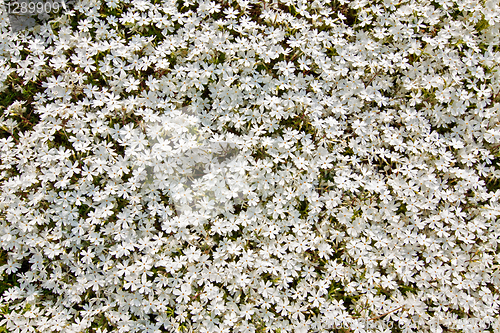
(1, 0), (500, 332)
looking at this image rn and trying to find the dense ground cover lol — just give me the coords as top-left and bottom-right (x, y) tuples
(0, 0), (500, 332)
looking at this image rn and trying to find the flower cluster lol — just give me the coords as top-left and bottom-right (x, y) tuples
(0, 0), (500, 332)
